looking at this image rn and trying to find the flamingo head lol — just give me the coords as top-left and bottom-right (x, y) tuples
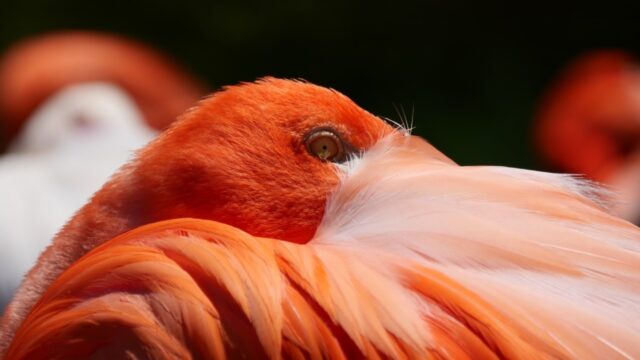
(131, 78), (394, 243)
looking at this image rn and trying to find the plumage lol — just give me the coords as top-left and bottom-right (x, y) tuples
(2, 79), (640, 359)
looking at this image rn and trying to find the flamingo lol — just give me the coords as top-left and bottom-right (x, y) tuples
(0, 32), (205, 310)
(535, 51), (640, 224)
(0, 31), (205, 147)
(1, 78), (639, 359)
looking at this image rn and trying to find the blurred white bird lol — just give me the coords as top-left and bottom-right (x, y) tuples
(0, 31), (205, 311)
(0, 82), (157, 309)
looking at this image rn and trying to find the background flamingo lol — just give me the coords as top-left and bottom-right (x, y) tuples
(535, 51), (640, 224)
(0, 31), (205, 310)
(2, 79), (638, 359)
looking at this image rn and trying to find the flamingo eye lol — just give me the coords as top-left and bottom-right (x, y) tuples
(305, 129), (345, 162)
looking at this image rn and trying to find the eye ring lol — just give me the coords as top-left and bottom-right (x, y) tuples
(305, 129), (345, 162)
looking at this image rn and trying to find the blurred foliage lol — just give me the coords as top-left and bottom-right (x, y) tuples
(2, 0), (640, 167)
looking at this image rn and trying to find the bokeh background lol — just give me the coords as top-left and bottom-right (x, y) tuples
(2, 0), (640, 168)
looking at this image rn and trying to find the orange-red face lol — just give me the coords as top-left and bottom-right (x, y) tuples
(134, 78), (393, 243)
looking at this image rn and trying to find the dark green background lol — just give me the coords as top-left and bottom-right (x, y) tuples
(2, 1), (639, 168)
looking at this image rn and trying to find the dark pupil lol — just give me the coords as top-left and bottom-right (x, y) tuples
(307, 132), (343, 162)
(314, 138), (335, 159)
